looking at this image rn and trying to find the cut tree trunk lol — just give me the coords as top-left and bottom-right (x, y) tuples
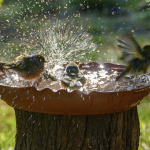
(15, 106), (140, 150)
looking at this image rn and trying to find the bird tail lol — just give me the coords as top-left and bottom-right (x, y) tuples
(3, 63), (17, 70)
(117, 32), (144, 64)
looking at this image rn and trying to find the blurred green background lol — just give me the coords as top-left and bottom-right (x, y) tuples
(0, 0), (150, 149)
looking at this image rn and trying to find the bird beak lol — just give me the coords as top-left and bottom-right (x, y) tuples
(44, 61), (48, 63)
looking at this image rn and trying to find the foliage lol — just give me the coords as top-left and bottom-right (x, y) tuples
(0, 100), (15, 150)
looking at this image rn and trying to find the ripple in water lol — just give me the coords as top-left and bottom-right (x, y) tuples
(0, 64), (150, 94)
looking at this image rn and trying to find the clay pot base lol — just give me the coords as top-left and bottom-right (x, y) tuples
(0, 62), (150, 115)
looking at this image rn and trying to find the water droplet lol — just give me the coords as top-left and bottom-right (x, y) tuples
(99, 65), (104, 68)
(112, 11), (116, 15)
(13, 96), (17, 100)
(82, 65), (90, 69)
(28, 115), (32, 121)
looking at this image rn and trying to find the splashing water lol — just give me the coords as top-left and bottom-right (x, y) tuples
(21, 19), (97, 66)
(0, 20), (150, 93)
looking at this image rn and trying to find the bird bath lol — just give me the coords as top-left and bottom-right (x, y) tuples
(0, 62), (149, 115)
(0, 62), (149, 149)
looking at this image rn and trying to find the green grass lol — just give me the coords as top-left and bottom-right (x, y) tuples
(138, 96), (150, 149)
(0, 100), (16, 150)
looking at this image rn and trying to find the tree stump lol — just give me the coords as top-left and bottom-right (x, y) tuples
(14, 106), (140, 150)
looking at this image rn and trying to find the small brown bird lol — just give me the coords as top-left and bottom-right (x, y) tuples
(60, 62), (86, 90)
(4, 54), (47, 81)
(116, 32), (150, 81)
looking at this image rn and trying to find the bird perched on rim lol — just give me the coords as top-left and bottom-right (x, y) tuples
(4, 54), (47, 81)
(116, 32), (150, 81)
(60, 62), (86, 90)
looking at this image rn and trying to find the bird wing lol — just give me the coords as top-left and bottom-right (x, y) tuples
(15, 54), (28, 62)
(3, 63), (17, 69)
(117, 32), (144, 63)
(70, 79), (82, 87)
(4, 59), (31, 71)
(16, 55), (38, 71)
(115, 58), (148, 81)
(60, 75), (72, 87)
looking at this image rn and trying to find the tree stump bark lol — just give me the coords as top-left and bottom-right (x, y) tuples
(14, 106), (140, 150)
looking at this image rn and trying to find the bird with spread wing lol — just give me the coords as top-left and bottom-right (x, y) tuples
(60, 62), (86, 90)
(116, 32), (150, 81)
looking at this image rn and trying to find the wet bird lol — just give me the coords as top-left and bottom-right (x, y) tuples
(60, 62), (86, 90)
(116, 32), (150, 81)
(4, 54), (47, 81)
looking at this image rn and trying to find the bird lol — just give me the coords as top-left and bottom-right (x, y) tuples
(3, 54), (47, 81)
(60, 62), (86, 90)
(116, 32), (150, 81)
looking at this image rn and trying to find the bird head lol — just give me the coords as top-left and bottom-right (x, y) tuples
(65, 62), (79, 75)
(36, 55), (48, 64)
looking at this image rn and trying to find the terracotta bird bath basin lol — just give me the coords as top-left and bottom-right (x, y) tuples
(0, 62), (150, 115)
(0, 62), (148, 150)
